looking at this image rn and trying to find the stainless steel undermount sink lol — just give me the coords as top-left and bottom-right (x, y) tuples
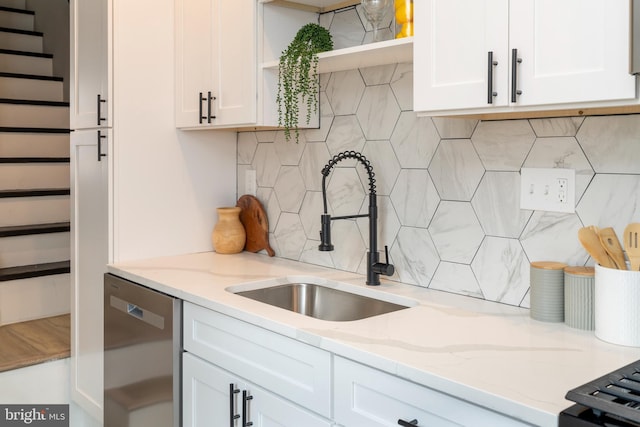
(232, 281), (413, 321)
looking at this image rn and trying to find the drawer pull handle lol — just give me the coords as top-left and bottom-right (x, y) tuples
(97, 94), (107, 125)
(511, 48), (523, 102)
(229, 384), (240, 426)
(398, 419), (419, 427)
(199, 92), (207, 124)
(97, 130), (107, 162)
(242, 390), (253, 427)
(487, 51), (498, 104)
(207, 91), (216, 123)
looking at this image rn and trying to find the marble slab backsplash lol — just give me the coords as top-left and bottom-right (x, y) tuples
(236, 7), (640, 308)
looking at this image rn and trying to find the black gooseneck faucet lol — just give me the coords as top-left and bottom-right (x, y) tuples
(319, 151), (394, 286)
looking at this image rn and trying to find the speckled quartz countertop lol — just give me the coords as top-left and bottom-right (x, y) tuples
(108, 251), (640, 427)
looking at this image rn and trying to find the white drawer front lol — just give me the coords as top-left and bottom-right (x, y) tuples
(183, 302), (331, 417)
(334, 357), (532, 427)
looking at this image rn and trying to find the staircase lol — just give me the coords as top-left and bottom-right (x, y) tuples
(0, 0), (70, 326)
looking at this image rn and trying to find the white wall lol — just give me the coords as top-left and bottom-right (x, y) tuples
(111, 0), (237, 262)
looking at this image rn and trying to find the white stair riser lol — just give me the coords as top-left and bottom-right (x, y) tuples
(0, 232), (69, 268)
(0, 133), (69, 158)
(0, 52), (52, 75)
(0, 0), (26, 10)
(0, 274), (70, 326)
(0, 103), (69, 128)
(0, 30), (42, 53)
(0, 196), (69, 227)
(0, 76), (63, 102)
(0, 163), (69, 190)
(0, 10), (34, 31)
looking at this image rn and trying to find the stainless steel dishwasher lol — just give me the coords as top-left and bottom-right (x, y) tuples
(104, 273), (181, 427)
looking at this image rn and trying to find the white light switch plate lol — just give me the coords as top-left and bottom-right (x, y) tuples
(520, 168), (575, 213)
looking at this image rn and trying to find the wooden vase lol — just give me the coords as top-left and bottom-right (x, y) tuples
(212, 207), (246, 254)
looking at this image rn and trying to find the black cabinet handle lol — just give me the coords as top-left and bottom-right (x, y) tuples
(487, 51), (498, 104)
(398, 419), (419, 427)
(199, 92), (206, 124)
(229, 384), (240, 427)
(97, 130), (107, 162)
(97, 94), (107, 125)
(207, 91), (216, 123)
(511, 48), (523, 103)
(242, 390), (253, 427)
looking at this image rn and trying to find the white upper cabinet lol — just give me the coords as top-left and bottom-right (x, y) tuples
(413, 0), (508, 112)
(510, 0), (635, 106)
(175, 0), (257, 128)
(70, 0), (110, 129)
(414, 0), (637, 115)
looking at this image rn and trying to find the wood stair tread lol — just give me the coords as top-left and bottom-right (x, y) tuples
(0, 126), (70, 133)
(0, 314), (70, 372)
(0, 98), (68, 107)
(0, 157), (69, 163)
(0, 188), (70, 198)
(0, 6), (34, 15)
(0, 260), (70, 282)
(0, 71), (62, 81)
(0, 48), (51, 58)
(0, 221), (70, 237)
(0, 26), (41, 36)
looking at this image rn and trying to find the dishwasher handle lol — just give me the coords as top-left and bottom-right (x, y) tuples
(109, 295), (166, 330)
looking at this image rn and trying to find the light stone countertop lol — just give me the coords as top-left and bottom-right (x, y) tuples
(108, 251), (640, 427)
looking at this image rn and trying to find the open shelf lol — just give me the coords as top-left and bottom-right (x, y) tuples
(260, 0), (360, 13)
(262, 36), (413, 75)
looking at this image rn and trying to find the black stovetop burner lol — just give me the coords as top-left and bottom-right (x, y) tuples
(560, 359), (640, 426)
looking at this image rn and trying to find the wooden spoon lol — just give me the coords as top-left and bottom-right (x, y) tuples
(598, 227), (627, 270)
(578, 227), (616, 269)
(624, 223), (640, 271)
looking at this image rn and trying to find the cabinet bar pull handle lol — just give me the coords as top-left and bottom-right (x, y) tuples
(207, 91), (216, 123)
(511, 48), (523, 103)
(229, 384), (240, 426)
(199, 92), (207, 124)
(97, 130), (107, 162)
(242, 390), (253, 427)
(398, 419), (419, 427)
(97, 94), (107, 125)
(487, 51), (498, 104)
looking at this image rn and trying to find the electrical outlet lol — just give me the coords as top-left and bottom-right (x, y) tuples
(245, 169), (257, 196)
(520, 168), (575, 213)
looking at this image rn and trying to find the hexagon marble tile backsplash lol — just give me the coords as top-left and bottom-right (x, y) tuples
(236, 8), (640, 309)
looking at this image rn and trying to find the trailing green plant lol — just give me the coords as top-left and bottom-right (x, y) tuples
(277, 23), (333, 142)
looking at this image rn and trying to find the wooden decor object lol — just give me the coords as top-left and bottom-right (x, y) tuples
(236, 195), (275, 256)
(212, 207), (246, 254)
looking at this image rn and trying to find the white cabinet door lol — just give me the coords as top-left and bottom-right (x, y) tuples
(183, 353), (332, 427)
(183, 353), (240, 427)
(509, 0), (635, 107)
(334, 357), (532, 427)
(70, 128), (111, 420)
(414, 0), (636, 114)
(413, 0), (509, 112)
(175, 0), (256, 128)
(70, 0), (110, 129)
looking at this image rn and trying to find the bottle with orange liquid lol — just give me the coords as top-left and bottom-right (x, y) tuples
(394, 0), (413, 38)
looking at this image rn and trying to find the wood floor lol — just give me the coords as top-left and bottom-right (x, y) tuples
(0, 314), (70, 372)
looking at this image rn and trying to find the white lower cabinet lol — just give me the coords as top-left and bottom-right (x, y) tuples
(182, 302), (533, 427)
(182, 302), (333, 426)
(183, 353), (332, 427)
(334, 357), (532, 427)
